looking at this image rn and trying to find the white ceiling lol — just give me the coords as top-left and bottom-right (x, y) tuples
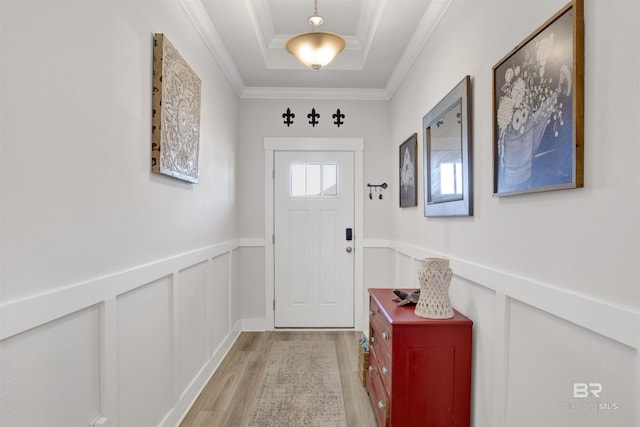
(181, 0), (452, 99)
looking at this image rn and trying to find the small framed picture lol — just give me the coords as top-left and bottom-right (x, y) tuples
(399, 133), (418, 207)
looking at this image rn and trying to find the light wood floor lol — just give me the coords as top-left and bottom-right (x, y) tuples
(179, 331), (376, 427)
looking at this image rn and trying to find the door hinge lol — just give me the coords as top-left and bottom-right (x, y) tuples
(272, 169), (275, 179)
(272, 234), (275, 244)
(273, 299), (276, 311)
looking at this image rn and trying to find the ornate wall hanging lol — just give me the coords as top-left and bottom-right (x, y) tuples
(152, 33), (202, 183)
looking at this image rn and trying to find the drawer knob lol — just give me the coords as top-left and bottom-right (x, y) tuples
(371, 336), (376, 343)
(378, 400), (385, 410)
(382, 366), (388, 375)
(368, 365), (374, 373)
(369, 310), (374, 316)
(382, 331), (389, 340)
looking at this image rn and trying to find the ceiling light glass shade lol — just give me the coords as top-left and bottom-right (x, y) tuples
(285, 31), (346, 71)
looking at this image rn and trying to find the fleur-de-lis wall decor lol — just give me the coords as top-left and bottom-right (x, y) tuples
(282, 107), (295, 127)
(281, 107), (346, 128)
(307, 108), (320, 127)
(333, 108), (345, 127)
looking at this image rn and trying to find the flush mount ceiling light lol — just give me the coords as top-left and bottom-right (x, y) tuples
(285, 0), (346, 72)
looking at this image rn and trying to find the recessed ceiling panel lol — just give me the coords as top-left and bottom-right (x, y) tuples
(197, 0), (442, 96)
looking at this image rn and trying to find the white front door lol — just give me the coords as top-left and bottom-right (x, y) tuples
(274, 151), (355, 328)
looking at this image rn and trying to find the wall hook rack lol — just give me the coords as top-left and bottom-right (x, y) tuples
(367, 182), (388, 200)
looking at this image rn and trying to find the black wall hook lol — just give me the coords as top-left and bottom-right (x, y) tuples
(367, 182), (387, 200)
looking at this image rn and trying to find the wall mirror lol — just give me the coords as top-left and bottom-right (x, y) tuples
(423, 75), (473, 217)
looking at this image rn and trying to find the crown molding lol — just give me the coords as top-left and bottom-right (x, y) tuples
(178, 0), (245, 96)
(240, 86), (391, 101)
(180, 0), (452, 101)
(385, 0), (453, 98)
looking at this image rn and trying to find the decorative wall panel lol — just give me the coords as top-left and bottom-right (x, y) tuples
(152, 33), (201, 183)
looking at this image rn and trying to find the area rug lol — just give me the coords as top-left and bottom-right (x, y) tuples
(246, 340), (348, 427)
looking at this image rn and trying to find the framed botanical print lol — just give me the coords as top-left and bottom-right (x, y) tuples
(493, 0), (584, 196)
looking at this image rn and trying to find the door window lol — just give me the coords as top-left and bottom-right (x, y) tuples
(290, 163), (338, 197)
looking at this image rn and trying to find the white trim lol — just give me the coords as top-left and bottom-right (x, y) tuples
(388, 240), (639, 349)
(387, 240), (639, 427)
(264, 137), (364, 152)
(264, 151), (276, 330)
(385, 0), (453, 97)
(2, 237), (637, 426)
(241, 86), (391, 101)
(171, 272), (180, 404)
(178, 0), (245, 97)
(0, 240), (239, 341)
(353, 149), (365, 331)
(491, 292), (510, 427)
(0, 240), (243, 427)
(99, 298), (118, 427)
(264, 137), (365, 331)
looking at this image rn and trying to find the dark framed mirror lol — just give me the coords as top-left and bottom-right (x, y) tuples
(423, 75), (473, 217)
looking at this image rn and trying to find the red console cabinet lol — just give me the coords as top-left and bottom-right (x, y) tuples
(366, 288), (473, 427)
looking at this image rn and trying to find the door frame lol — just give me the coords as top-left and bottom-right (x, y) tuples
(264, 137), (364, 331)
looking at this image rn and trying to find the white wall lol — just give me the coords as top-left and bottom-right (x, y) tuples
(389, 0), (639, 426)
(0, 1), (241, 426)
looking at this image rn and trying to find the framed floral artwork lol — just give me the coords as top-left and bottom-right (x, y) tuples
(152, 34), (202, 183)
(399, 133), (418, 207)
(492, 0), (583, 196)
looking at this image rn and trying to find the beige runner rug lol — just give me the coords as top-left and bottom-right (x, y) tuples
(246, 340), (348, 427)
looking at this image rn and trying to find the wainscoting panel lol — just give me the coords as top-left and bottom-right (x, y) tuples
(176, 262), (209, 400)
(384, 240), (639, 427)
(448, 278), (497, 427)
(363, 247), (394, 289)
(0, 240), (243, 427)
(117, 276), (174, 427)
(209, 253), (231, 355)
(396, 251), (416, 289)
(506, 299), (636, 427)
(0, 305), (101, 426)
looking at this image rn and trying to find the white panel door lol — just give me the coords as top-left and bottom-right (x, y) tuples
(274, 151), (355, 327)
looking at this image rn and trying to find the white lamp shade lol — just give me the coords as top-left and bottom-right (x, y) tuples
(285, 31), (346, 70)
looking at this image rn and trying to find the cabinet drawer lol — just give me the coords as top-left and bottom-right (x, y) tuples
(366, 352), (390, 427)
(369, 297), (393, 356)
(369, 323), (392, 392)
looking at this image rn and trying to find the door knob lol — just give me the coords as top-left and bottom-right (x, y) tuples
(346, 246), (353, 253)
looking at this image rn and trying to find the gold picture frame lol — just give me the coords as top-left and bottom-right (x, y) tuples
(152, 33), (202, 183)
